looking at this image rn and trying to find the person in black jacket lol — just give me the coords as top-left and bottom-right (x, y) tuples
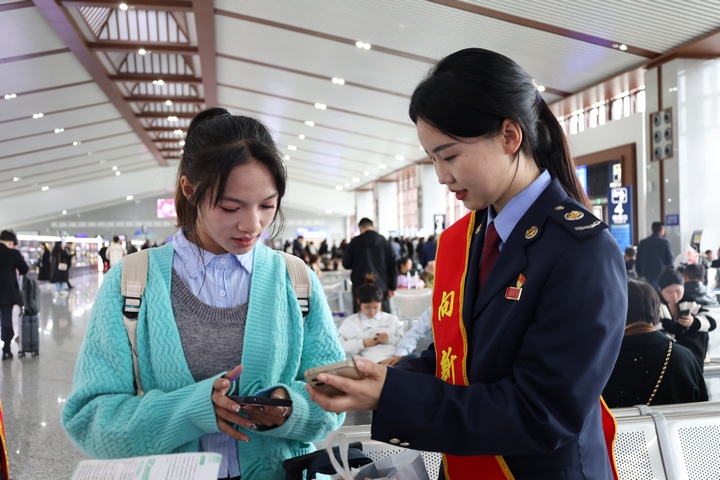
(635, 221), (674, 290)
(342, 218), (397, 313)
(681, 263), (718, 306)
(0, 230), (29, 360)
(603, 280), (707, 408)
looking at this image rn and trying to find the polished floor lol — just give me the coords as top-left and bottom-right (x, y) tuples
(0, 270), (371, 480)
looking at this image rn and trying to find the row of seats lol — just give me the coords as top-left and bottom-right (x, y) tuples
(331, 401), (720, 480)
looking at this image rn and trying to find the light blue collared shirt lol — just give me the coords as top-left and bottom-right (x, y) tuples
(486, 170), (552, 251)
(170, 228), (254, 478)
(171, 228), (253, 307)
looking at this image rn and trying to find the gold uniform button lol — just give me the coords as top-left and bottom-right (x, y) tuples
(400, 442), (410, 447)
(389, 438), (400, 445)
(525, 226), (539, 239)
(554, 205), (565, 210)
(564, 210), (584, 221)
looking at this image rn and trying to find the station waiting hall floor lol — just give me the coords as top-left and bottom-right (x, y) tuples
(0, 270), (371, 480)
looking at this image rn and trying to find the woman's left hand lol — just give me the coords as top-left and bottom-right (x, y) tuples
(240, 387), (292, 428)
(678, 315), (693, 327)
(307, 359), (386, 413)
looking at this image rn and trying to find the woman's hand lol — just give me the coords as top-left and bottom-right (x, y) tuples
(239, 387), (293, 428)
(379, 355), (402, 366)
(306, 359), (386, 413)
(677, 315), (693, 328)
(211, 365), (256, 442)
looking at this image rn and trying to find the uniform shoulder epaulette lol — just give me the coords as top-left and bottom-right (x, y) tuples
(545, 202), (607, 238)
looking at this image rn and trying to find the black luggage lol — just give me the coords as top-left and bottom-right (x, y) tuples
(19, 275), (40, 358)
(19, 314), (39, 357)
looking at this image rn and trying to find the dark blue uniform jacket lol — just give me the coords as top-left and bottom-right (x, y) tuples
(372, 179), (627, 480)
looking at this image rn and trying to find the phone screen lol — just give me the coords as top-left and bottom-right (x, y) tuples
(228, 395), (292, 407)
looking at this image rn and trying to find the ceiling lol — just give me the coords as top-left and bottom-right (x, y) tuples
(1, 0), (719, 228)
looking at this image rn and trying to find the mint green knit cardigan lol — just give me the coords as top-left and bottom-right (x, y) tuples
(62, 242), (346, 479)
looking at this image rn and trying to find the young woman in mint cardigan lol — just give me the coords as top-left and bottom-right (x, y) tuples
(62, 109), (346, 480)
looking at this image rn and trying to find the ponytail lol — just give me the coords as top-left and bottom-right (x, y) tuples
(534, 99), (590, 209)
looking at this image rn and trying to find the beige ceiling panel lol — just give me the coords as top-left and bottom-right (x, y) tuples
(0, 83), (107, 122)
(0, 6), (65, 59)
(465, 0), (720, 52)
(0, 52), (92, 93)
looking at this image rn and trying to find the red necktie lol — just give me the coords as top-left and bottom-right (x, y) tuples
(479, 222), (501, 289)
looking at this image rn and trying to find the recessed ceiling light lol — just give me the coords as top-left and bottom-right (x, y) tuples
(167, 116), (178, 122)
(355, 41), (371, 50)
(62, 210), (67, 215)
(314, 103), (326, 110)
(119, 3), (128, 10)
(298, 134), (305, 140)
(3, 93), (17, 100)
(72, 141), (81, 146)
(165, 99), (172, 106)
(138, 48), (147, 55)
(173, 129), (183, 136)
(41, 186), (49, 191)
(13, 177), (19, 182)
(54, 128), (64, 133)
(335, 185), (343, 191)
(32, 113), (44, 119)
(325, 209), (332, 214)
(363, 171), (369, 176)
(331, 77), (345, 85)
(378, 164), (387, 169)
(126, 195), (134, 201)
(287, 145), (297, 151)
(619, 44), (628, 51)
(304, 121), (315, 127)
(112, 166), (118, 171)
(352, 177), (360, 182)
(284, 155), (290, 160)
(153, 79), (165, 85)
(115, 171), (121, 176)
(395, 155), (405, 161)
(536, 85), (546, 92)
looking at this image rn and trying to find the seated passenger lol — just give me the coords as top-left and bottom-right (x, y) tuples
(658, 267), (717, 370)
(395, 256), (424, 289)
(380, 306), (432, 366)
(338, 274), (405, 363)
(603, 280), (708, 408)
(681, 263), (718, 306)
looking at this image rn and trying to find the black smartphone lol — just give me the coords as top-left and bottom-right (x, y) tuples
(304, 359), (363, 397)
(228, 395), (292, 407)
(679, 309), (690, 317)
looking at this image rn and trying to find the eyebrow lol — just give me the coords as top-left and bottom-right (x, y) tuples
(431, 142), (458, 154)
(220, 193), (279, 204)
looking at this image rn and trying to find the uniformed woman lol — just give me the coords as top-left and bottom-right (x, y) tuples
(308, 48), (627, 480)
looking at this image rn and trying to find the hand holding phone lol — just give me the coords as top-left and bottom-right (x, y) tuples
(304, 359), (363, 397)
(227, 395), (292, 408)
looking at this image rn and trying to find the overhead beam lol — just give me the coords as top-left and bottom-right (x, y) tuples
(136, 112), (195, 118)
(61, 0), (193, 11)
(192, 0), (217, 107)
(33, 0), (168, 166)
(89, 40), (198, 55)
(110, 73), (201, 84)
(126, 95), (204, 103)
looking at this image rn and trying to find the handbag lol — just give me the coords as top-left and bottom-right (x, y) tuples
(326, 431), (430, 480)
(57, 263), (68, 271)
(646, 341), (672, 406)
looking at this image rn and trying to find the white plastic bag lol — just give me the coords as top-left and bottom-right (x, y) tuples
(674, 243), (699, 267)
(350, 450), (429, 480)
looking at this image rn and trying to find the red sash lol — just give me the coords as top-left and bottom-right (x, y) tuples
(0, 401), (9, 480)
(432, 212), (619, 480)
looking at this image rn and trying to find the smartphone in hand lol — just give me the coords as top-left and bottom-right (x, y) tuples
(228, 395), (292, 407)
(304, 359), (363, 397)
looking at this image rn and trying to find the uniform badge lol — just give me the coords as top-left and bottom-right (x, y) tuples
(554, 205), (565, 211)
(564, 210), (584, 221)
(575, 220), (602, 231)
(505, 273), (525, 301)
(525, 226), (538, 239)
(475, 224), (482, 235)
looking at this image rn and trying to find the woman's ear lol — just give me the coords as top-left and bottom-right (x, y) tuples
(500, 119), (523, 155)
(179, 175), (195, 201)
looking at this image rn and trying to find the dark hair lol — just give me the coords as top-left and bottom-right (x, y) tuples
(0, 229), (17, 244)
(397, 256), (412, 271)
(113, 235), (120, 243)
(657, 267), (684, 290)
(651, 222), (664, 234)
(356, 273), (384, 304)
(409, 48), (589, 208)
(626, 280), (660, 326)
(682, 263), (705, 281)
(358, 217), (373, 229)
(175, 107), (287, 244)
(624, 246), (636, 258)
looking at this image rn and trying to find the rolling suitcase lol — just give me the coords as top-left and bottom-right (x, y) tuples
(18, 275), (40, 358)
(18, 314), (39, 358)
